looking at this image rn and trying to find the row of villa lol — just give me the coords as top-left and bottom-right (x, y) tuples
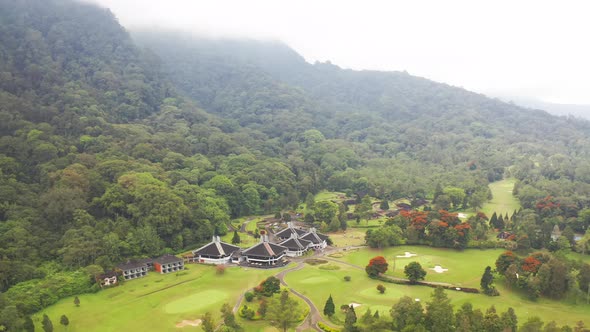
(188, 223), (328, 266)
(97, 254), (186, 287)
(97, 223), (327, 287)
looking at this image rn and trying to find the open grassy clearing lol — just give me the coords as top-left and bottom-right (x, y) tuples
(34, 264), (288, 332)
(329, 229), (367, 247)
(320, 246), (589, 325)
(314, 191), (346, 202)
(340, 245), (505, 287)
(347, 218), (385, 228)
(481, 178), (521, 217)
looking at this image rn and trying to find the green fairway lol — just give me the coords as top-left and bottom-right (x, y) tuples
(482, 178), (521, 217)
(340, 245), (505, 287)
(33, 264), (287, 332)
(312, 246), (590, 326)
(164, 290), (229, 313)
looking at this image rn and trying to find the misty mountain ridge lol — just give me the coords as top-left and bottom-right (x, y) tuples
(493, 95), (590, 120)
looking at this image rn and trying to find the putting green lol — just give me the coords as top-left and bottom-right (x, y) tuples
(359, 286), (405, 299)
(164, 290), (228, 313)
(299, 275), (339, 284)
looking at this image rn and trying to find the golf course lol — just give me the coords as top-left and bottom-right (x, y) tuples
(33, 264), (285, 331)
(32, 183), (590, 331)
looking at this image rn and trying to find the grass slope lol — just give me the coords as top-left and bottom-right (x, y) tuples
(34, 265), (286, 332)
(482, 178), (521, 217)
(315, 246), (590, 326)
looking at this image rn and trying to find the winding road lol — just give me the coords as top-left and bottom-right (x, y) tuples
(231, 247), (362, 332)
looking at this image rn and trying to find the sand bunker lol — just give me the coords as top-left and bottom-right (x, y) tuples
(176, 319), (202, 328)
(349, 303), (362, 308)
(431, 265), (448, 273)
(458, 213), (467, 218)
(396, 252), (417, 258)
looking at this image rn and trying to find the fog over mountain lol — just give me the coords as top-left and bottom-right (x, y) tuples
(87, 0), (590, 106)
(494, 95), (590, 120)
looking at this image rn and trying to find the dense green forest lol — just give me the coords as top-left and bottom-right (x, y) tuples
(1, 0), (590, 329)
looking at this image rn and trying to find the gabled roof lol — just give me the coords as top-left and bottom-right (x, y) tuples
(275, 227), (307, 238)
(154, 254), (183, 264)
(242, 242), (287, 258)
(97, 271), (117, 279)
(300, 231), (328, 244)
(279, 237), (312, 251)
(193, 241), (241, 257)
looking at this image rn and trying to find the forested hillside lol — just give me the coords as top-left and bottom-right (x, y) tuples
(135, 31), (590, 207)
(1, 0), (590, 328)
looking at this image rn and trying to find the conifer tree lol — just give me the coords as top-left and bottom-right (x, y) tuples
(323, 294), (335, 317)
(490, 212), (498, 229)
(344, 305), (357, 332)
(360, 308), (374, 324)
(231, 230), (241, 244)
(373, 310), (380, 319)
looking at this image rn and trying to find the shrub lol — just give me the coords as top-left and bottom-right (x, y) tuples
(244, 291), (255, 302)
(319, 322), (341, 332)
(319, 264), (340, 270)
(239, 305), (255, 320)
(377, 284), (386, 294)
(305, 259), (328, 265)
(5, 270), (93, 314)
(343, 276), (351, 282)
(216, 265), (226, 275)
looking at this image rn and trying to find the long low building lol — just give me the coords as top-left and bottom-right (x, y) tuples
(117, 261), (148, 280)
(154, 254), (184, 274)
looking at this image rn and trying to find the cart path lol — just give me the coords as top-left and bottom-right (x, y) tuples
(231, 245), (367, 331)
(232, 261), (337, 332)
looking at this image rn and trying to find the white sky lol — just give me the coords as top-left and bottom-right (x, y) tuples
(89, 0), (590, 104)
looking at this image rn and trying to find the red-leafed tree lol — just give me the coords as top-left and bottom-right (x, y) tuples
(365, 256), (388, 277)
(496, 251), (518, 274)
(400, 210), (429, 239)
(522, 256), (542, 274)
(439, 210), (460, 227)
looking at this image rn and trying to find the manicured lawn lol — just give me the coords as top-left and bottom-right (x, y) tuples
(329, 229), (367, 247)
(314, 246), (590, 326)
(481, 178), (521, 217)
(222, 216), (267, 248)
(34, 264), (288, 332)
(314, 191), (345, 202)
(347, 218), (385, 228)
(339, 245), (505, 287)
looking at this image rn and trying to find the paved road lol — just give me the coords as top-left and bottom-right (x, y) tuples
(240, 218), (255, 232)
(275, 262), (331, 332)
(230, 245), (370, 331)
